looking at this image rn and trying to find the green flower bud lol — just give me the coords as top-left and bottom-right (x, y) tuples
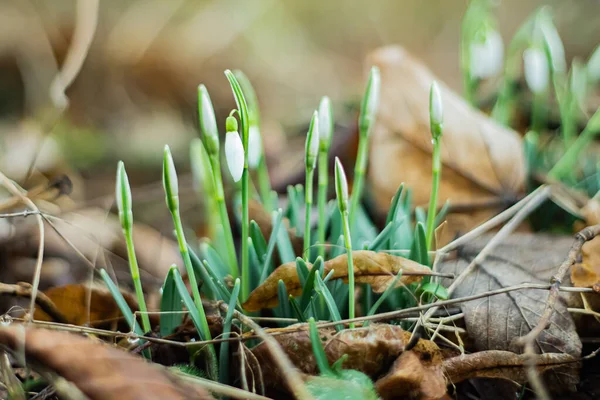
(318, 96), (333, 151)
(429, 81), (443, 140)
(115, 161), (133, 231)
(162, 145), (179, 212)
(334, 157), (349, 212)
(305, 111), (319, 170)
(198, 84), (220, 156)
(358, 66), (381, 138)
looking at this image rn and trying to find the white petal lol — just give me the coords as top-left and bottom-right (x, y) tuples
(429, 81), (443, 126)
(318, 96), (332, 145)
(470, 30), (504, 79)
(247, 125), (262, 169)
(523, 48), (549, 93)
(225, 131), (245, 182)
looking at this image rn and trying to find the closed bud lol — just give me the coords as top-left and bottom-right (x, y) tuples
(318, 96), (333, 150)
(162, 145), (180, 212)
(429, 81), (443, 139)
(198, 85), (220, 156)
(358, 66), (381, 138)
(523, 48), (549, 94)
(225, 130), (244, 182)
(334, 157), (349, 212)
(116, 161), (133, 230)
(305, 111), (319, 170)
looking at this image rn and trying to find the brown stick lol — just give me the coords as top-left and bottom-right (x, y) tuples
(516, 224), (600, 400)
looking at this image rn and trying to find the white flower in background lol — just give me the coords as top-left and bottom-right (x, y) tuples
(225, 130), (244, 182)
(469, 30), (504, 79)
(588, 45), (600, 83)
(247, 125), (262, 169)
(523, 48), (549, 93)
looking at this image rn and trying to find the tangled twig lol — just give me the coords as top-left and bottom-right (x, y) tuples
(517, 224), (600, 400)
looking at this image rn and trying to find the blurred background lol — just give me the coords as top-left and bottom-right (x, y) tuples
(1, 0), (600, 293)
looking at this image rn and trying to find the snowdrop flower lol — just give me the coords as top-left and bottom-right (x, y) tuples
(523, 48), (549, 93)
(247, 125), (262, 169)
(318, 96), (333, 150)
(429, 81), (443, 139)
(469, 30), (504, 79)
(225, 115), (244, 182)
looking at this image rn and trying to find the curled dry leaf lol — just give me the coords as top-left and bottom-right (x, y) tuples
(366, 46), (524, 228)
(438, 233), (582, 390)
(0, 326), (212, 400)
(443, 350), (576, 385)
(243, 251), (433, 311)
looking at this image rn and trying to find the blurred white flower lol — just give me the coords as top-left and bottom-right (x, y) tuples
(523, 48), (549, 93)
(247, 125), (262, 169)
(469, 30), (504, 79)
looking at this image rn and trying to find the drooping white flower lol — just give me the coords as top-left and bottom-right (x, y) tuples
(469, 30), (504, 79)
(225, 130), (244, 182)
(247, 125), (262, 169)
(523, 48), (549, 94)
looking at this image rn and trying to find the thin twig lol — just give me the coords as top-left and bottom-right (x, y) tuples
(0, 172), (45, 321)
(517, 224), (600, 400)
(218, 302), (313, 400)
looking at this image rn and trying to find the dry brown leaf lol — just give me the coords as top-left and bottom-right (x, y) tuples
(375, 351), (446, 400)
(253, 324), (406, 385)
(0, 326), (212, 400)
(34, 284), (139, 330)
(366, 46), (524, 228)
(243, 250), (433, 311)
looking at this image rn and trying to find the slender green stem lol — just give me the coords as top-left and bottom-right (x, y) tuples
(241, 166), (250, 301)
(123, 232), (151, 333)
(209, 154), (239, 279)
(349, 138), (368, 227)
(304, 168), (315, 260)
(172, 214), (212, 341)
(531, 91), (546, 134)
(340, 209), (355, 328)
(425, 138), (441, 251)
(317, 151), (328, 258)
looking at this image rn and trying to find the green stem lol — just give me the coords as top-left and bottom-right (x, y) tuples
(531, 91), (546, 134)
(304, 168), (315, 260)
(340, 209), (354, 328)
(256, 157), (272, 211)
(241, 166), (250, 301)
(349, 136), (369, 227)
(123, 231), (151, 333)
(317, 151), (328, 259)
(172, 214), (212, 342)
(425, 138), (441, 251)
(209, 154), (239, 280)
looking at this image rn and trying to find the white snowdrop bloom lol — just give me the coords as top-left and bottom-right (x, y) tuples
(470, 30), (504, 79)
(523, 48), (549, 94)
(247, 125), (262, 169)
(225, 130), (244, 182)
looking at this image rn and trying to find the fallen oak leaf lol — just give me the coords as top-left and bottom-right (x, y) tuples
(244, 251), (440, 311)
(442, 350), (576, 385)
(0, 326), (212, 400)
(366, 46), (524, 231)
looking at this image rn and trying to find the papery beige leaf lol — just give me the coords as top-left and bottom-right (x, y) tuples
(366, 46), (525, 212)
(243, 250), (433, 312)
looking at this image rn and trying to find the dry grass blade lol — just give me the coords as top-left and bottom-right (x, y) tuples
(0, 326), (213, 400)
(244, 250), (441, 311)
